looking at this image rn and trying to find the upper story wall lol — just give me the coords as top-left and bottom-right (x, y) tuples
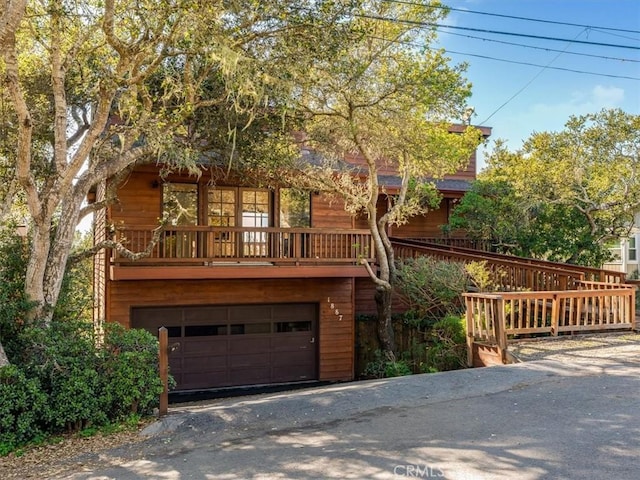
(107, 165), (356, 229)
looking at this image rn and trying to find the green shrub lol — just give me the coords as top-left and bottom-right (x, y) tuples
(99, 323), (163, 419)
(421, 315), (467, 373)
(0, 365), (47, 454)
(394, 257), (468, 324)
(18, 320), (104, 431)
(363, 350), (412, 379)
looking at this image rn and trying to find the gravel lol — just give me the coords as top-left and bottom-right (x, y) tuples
(508, 331), (640, 363)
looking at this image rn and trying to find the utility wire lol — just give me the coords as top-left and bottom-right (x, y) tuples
(478, 29), (595, 124)
(367, 35), (640, 81)
(382, 0), (640, 35)
(357, 13), (640, 50)
(440, 30), (640, 63)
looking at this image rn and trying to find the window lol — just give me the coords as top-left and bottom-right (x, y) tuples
(629, 237), (637, 262)
(208, 188), (236, 227)
(242, 190), (270, 227)
(163, 183), (198, 226)
(280, 188), (311, 228)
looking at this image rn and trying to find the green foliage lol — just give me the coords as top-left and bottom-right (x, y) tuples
(0, 365), (47, 454)
(363, 350), (413, 379)
(451, 109), (640, 267)
(394, 257), (469, 322)
(16, 320), (104, 431)
(0, 319), (163, 454)
(99, 323), (164, 419)
(0, 226), (34, 357)
(421, 315), (467, 373)
(55, 231), (94, 323)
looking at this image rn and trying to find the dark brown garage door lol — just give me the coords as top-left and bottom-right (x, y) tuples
(131, 303), (318, 391)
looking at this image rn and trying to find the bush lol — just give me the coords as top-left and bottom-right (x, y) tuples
(18, 320), (105, 431)
(394, 257), (468, 324)
(99, 323), (163, 419)
(0, 365), (48, 454)
(421, 315), (467, 373)
(0, 320), (163, 453)
(363, 350), (412, 379)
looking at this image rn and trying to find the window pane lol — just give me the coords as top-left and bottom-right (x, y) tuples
(276, 321), (311, 333)
(241, 189), (270, 227)
(280, 188), (310, 228)
(208, 188), (236, 227)
(185, 325), (227, 336)
(163, 184), (198, 226)
(230, 323), (271, 335)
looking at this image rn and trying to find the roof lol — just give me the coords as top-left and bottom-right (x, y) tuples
(378, 175), (473, 193)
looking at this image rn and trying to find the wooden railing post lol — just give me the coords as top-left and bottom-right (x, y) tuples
(550, 294), (559, 336)
(494, 298), (507, 364)
(465, 296), (474, 367)
(159, 327), (168, 417)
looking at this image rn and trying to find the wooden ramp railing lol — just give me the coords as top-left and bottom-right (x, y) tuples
(463, 286), (636, 367)
(392, 237), (627, 284)
(392, 238), (588, 292)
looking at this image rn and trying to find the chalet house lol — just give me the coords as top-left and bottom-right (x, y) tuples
(93, 126), (491, 392)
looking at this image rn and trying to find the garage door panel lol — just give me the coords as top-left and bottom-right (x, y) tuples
(182, 371), (230, 390)
(229, 305), (272, 322)
(228, 352), (270, 368)
(133, 307), (183, 329)
(271, 350), (315, 367)
(271, 335), (313, 351)
(272, 303), (316, 320)
(272, 365), (315, 382)
(228, 337), (271, 354)
(182, 355), (228, 371)
(231, 367), (271, 384)
(183, 306), (230, 324)
(181, 338), (228, 355)
(132, 303), (318, 391)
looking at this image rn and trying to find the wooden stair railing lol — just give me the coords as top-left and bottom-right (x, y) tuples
(390, 238), (636, 367)
(391, 237), (627, 285)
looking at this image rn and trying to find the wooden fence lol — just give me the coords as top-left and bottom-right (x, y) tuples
(463, 287), (636, 366)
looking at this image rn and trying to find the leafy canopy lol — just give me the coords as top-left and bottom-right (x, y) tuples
(450, 109), (640, 266)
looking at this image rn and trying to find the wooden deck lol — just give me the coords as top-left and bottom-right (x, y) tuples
(463, 285), (637, 367)
(110, 226), (374, 280)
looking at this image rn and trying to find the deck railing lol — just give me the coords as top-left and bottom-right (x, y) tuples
(111, 226), (374, 265)
(393, 239), (586, 292)
(393, 237), (627, 284)
(463, 287), (636, 366)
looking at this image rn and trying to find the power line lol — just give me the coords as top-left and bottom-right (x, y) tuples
(367, 35), (640, 81)
(440, 30), (640, 63)
(357, 13), (640, 50)
(477, 29), (591, 125)
(446, 49), (640, 82)
(382, 0), (640, 35)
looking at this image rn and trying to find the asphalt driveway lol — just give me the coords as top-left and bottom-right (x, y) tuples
(60, 344), (640, 480)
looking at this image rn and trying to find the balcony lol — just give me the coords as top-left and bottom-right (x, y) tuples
(109, 226), (374, 280)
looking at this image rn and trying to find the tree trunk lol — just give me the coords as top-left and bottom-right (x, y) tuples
(0, 340), (9, 367)
(24, 223), (52, 322)
(375, 284), (396, 362)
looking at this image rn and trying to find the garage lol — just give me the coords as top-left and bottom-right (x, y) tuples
(132, 303), (318, 391)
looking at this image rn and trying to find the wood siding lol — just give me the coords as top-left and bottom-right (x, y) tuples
(311, 194), (354, 229)
(354, 277), (406, 317)
(108, 277), (354, 381)
(390, 200), (450, 239)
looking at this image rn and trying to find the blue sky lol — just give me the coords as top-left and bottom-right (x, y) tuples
(436, 0), (640, 170)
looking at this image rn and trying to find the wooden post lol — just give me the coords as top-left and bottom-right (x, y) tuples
(159, 327), (168, 417)
(495, 298), (507, 364)
(464, 296), (474, 367)
(550, 294), (559, 336)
